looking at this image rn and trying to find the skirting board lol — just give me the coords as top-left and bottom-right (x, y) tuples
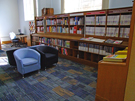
(2, 41), (12, 44)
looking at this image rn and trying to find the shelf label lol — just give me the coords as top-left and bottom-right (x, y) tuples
(86, 11), (106, 15)
(36, 17), (43, 20)
(70, 13), (84, 16)
(46, 15), (56, 18)
(108, 8), (132, 14)
(57, 14), (68, 17)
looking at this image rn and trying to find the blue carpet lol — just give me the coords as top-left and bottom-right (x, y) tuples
(0, 50), (4, 52)
(0, 57), (97, 101)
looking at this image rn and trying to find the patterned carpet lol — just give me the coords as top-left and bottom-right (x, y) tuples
(0, 44), (97, 101)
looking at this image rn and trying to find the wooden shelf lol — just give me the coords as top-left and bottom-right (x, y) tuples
(36, 25), (44, 27)
(33, 7), (132, 69)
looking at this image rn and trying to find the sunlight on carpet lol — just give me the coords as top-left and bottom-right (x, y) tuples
(0, 56), (8, 65)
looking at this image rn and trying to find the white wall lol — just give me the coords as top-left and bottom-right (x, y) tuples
(0, 0), (20, 41)
(17, 0), (29, 35)
(38, 0), (51, 16)
(38, 0), (61, 16)
(109, 0), (133, 8)
(51, 0), (61, 14)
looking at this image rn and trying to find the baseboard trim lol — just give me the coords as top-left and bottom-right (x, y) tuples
(2, 41), (12, 44)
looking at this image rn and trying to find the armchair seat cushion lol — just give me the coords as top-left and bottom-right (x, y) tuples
(22, 58), (38, 66)
(45, 53), (56, 59)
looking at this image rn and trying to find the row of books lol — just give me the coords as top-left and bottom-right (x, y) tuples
(58, 47), (68, 55)
(70, 26), (83, 34)
(46, 26), (69, 33)
(85, 14), (131, 26)
(57, 27), (62, 33)
(96, 16), (106, 25)
(58, 39), (70, 48)
(39, 38), (57, 45)
(120, 28), (130, 38)
(106, 27), (119, 37)
(39, 38), (70, 48)
(70, 17), (84, 25)
(46, 19), (56, 25)
(62, 27), (69, 33)
(79, 43), (120, 55)
(86, 27), (94, 35)
(120, 15), (131, 25)
(95, 27), (105, 36)
(57, 18), (68, 25)
(47, 26), (56, 32)
(107, 15), (119, 25)
(57, 27), (69, 33)
(85, 16), (95, 25)
(86, 27), (105, 36)
(37, 27), (44, 32)
(36, 20), (44, 26)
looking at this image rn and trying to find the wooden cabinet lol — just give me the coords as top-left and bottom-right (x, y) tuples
(95, 61), (128, 101)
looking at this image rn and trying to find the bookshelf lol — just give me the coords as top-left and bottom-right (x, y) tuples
(35, 16), (45, 33)
(32, 7), (132, 68)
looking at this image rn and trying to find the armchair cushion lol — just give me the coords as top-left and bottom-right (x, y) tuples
(13, 48), (41, 75)
(45, 53), (56, 59)
(36, 45), (58, 69)
(22, 58), (38, 66)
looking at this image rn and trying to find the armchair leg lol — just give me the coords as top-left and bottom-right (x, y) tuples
(22, 74), (24, 78)
(45, 67), (46, 71)
(55, 63), (57, 66)
(38, 70), (40, 74)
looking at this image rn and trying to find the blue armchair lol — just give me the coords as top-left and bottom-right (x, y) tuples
(13, 48), (41, 78)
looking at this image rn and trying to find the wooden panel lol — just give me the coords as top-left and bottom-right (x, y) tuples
(96, 61), (128, 101)
(124, 1), (135, 101)
(95, 94), (108, 101)
(1, 41), (11, 44)
(58, 53), (98, 68)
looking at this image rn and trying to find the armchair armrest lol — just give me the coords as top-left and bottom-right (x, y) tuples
(46, 46), (58, 55)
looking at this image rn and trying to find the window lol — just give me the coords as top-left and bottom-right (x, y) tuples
(23, 0), (34, 21)
(63, 0), (104, 13)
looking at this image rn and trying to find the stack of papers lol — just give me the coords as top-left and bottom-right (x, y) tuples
(80, 37), (105, 43)
(103, 54), (127, 62)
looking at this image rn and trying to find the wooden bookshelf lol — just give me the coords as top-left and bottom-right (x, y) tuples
(33, 7), (132, 68)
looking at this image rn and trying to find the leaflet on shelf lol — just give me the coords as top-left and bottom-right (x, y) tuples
(105, 39), (123, 44)
(103, 54), (127, 62)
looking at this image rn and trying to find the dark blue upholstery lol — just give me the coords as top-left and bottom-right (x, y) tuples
(6, 49), (18, 66)
(36, 46), (58, 69)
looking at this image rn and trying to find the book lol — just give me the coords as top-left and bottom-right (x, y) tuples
(90, 38), (105, 43)
(115, 50), (127, 55)
(105, 39), (123, 44)
(113, 40), (123, 44)
(103, 54), (127, 62)
(80, 37), (93, 41)
(105, 39), (115, 44)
